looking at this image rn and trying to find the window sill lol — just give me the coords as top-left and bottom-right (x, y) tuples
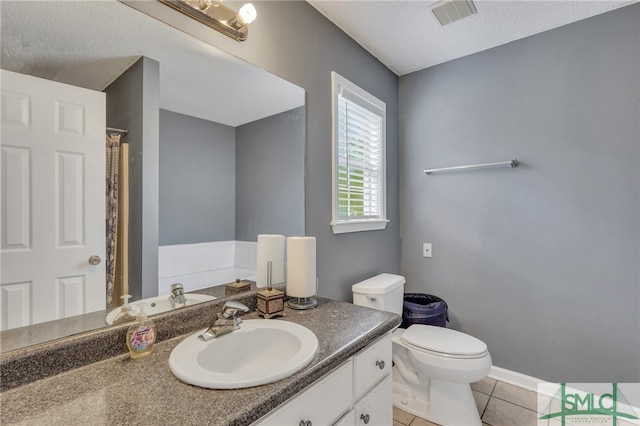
(331, 219), (389, 234)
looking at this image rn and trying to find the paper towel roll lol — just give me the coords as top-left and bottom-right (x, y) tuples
(256, 234), (285, 288)
(286, 237), (316, 298)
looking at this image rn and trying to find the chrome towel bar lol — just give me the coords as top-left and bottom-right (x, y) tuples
(424, 159), (518, 175)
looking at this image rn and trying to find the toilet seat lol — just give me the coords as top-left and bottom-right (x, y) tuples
(400, 325), (488, 359)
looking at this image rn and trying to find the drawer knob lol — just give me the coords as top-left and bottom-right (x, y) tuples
(375, 360), (385, 370)
(298, 421), (312, 426)
(360, 414), (370, 424)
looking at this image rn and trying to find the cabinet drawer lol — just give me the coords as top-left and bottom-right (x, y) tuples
(353, 333), (392, 398)
(256, 359), (354, 426)
(353, 375), (392, 426)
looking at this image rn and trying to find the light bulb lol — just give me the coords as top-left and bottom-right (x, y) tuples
(237, 3), (257, 25)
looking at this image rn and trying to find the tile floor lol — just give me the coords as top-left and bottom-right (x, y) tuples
(393, 377), (540, 426)
(393, 378), (639, 426)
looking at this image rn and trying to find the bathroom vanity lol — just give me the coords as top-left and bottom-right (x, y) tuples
(256, 333), (393, 425)
(0, 295), (400, 425)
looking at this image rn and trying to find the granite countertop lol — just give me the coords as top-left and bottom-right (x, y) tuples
(0, 297), (400, 425)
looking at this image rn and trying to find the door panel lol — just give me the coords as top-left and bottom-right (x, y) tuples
(1, 70), (106, 330)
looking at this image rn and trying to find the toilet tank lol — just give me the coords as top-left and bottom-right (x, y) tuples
(352, 273), (405, 316)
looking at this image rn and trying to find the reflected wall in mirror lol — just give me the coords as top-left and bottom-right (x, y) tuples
(0, 0), (305, 352)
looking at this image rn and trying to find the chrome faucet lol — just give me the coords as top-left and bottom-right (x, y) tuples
(198, 301), (249, 342)
(169, 283), (188, 309)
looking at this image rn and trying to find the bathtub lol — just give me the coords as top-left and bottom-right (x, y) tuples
(158, 241), (257, 295)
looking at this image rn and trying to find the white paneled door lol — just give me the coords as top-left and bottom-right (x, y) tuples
(1, 70), (106, 330)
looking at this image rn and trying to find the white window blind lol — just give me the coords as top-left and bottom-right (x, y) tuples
(331, 72), (388, 234)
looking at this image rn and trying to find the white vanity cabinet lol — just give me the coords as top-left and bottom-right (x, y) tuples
(353, 375), (393, 425)
(351, 333), (393, 426)
(255, 332), (392, 426)
(256, 360), (354, 426)
(335, 373), (393, 426)
(353, 333), (392, 398)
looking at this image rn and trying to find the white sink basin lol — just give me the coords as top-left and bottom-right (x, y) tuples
(169, 319), (319, 389)
(105, 293), (216, 325)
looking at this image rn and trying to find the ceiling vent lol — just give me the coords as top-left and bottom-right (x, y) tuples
(429, 0), (477, 26)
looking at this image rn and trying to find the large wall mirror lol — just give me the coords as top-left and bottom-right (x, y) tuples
(0, 1), (305, 352)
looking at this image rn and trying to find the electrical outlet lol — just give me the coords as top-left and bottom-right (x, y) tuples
(423, 243), (432, 258)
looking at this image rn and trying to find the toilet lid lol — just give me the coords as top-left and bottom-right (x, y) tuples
(401, 325), (487, 356)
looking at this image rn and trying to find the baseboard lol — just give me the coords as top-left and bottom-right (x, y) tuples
(488, 367), (640, 414)
(487, 365), (544, 393)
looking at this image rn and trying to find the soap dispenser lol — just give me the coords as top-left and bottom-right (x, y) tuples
(112, 294), (137, 325)
(126, 302), (156, 359)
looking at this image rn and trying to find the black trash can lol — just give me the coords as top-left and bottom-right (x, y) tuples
(401, 293), (448, 328)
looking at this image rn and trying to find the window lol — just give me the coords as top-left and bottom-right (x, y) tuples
(331, 72), (388, 234)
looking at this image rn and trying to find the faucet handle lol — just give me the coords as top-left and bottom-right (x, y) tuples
(169, 283), (187, 308)
(221, 301), (249, 319)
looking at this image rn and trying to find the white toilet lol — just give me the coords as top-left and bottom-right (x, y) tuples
(352, 273), (492, 426)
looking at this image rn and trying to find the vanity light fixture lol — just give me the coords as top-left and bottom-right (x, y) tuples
(159, 0), (257, 41)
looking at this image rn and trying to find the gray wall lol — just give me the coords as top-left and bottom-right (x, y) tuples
(159, 109), (236, 245)
(158, 107), (305, 245)
(399, 5), (639, 382)
(105, 57), (159, 301)
(236, 106), (305, 241)
(207, 1), (401, 302)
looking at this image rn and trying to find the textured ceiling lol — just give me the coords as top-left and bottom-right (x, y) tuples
(0, 0), (304, 127)
(307, 0), (636, 76)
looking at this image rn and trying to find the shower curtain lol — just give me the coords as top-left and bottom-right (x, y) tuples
(105, 132), (129, 309)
